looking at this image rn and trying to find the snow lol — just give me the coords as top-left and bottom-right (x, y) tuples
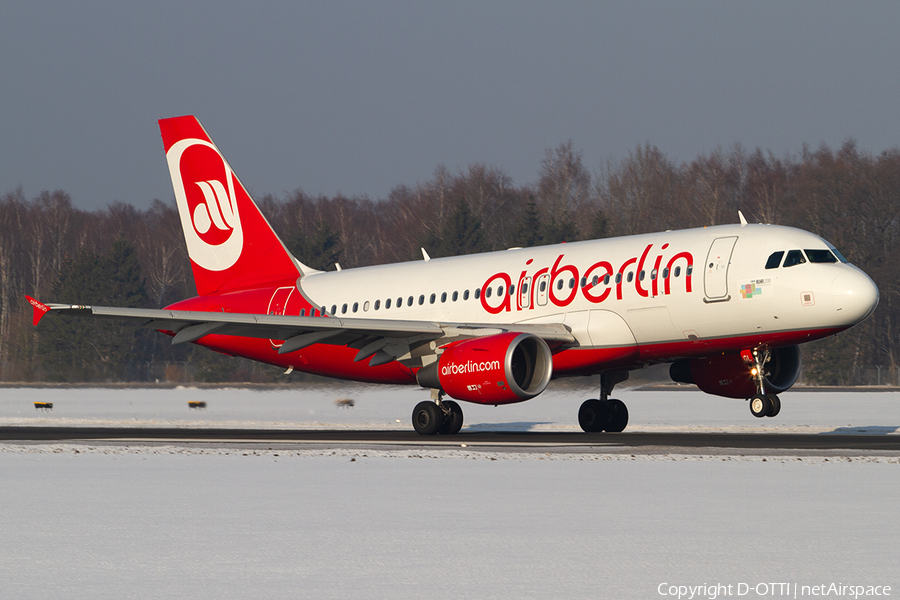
(2, 384), (899, 433)
(1, 387), (899, 599)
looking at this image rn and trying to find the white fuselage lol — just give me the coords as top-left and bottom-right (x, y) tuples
(298, 223), (878, 370)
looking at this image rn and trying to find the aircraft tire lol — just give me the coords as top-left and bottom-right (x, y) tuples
(439, 401), (464, 435)
(579, 399), (611, 433)
(604, 399), (629, 432)
(749, 394), (771, 418)
(412, 401), (443, 435)
(765, 393), (781, 417)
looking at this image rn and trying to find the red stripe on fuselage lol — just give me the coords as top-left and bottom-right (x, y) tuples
(168, 322), (844, 385)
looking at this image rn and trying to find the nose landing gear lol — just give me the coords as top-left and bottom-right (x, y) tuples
(745, 348), (782, 418)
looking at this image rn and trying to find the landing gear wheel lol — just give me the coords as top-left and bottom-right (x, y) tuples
(439, 400), (464, 435)
(605, 399), (629, 433)
(749, 394), (771, 418)
(579, 399), (612, 433)
(412, 401), (443, 435)
(765, 393), (781, 417)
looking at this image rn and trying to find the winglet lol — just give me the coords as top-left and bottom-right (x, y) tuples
(738, 211), (748, 227)
(26, 295), (51, 326)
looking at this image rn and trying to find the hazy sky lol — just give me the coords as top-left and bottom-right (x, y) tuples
(2, 1), (899, 211)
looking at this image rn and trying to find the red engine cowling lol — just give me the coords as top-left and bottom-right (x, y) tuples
(669, 346), (801, 399)
(416, 332), (553, 404)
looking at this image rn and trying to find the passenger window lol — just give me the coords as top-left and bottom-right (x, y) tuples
(639, 271), (645, 281)
(686, 265), (693, 276)
(662, 268), (669, 279)
(386, 298), (391, 309)
(429, 293), (435, 304)
(341, 303), (348, 314)
(805, 249), (838, 264)
(352, 302), (359, 313)
(374, 300), (380, 310)
(651, 269), (657, 280)
(539, 280), (546, 292)
(475, 288), (481, 299)
(363, 301), (370, 311)
(627, 272), (634, 283)
(396, 297), (402, 308)
(441, 292), (447, 303)
(783, 250), (806, 268)
(674, 267), (681, 278)
(556, 279), (564, 290)
(300, 309), (306, 316)
(581, 277), (587, 288)
(486, 287), (492, 298)
(407, 296), (414, 307)
(331, 305), (337, 315)
(765, 251), (784, 269)
(615, 273), (622, 284)
(568, 278), (575, 289)
(464, 290), (470, 300)
(603, 274), (610, 285)
(497, 285), (503, 296)
(418, 295), (425, 305)
(509, 285), (515, 296)
(452, 291), (458, 301)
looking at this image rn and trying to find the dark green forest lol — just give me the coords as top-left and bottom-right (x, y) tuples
(1, 140), (897, 385)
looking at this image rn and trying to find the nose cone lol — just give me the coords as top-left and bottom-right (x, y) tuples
(832, 268), (879, 324)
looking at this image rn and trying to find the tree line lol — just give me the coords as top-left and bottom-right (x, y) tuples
(1, 140), (897, 384)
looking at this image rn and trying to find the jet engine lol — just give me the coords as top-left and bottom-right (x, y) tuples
(669, 345), (801, 399)
(416, 332), (553, 404)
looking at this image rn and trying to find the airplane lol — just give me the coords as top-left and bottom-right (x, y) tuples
(27, 115), (880, 435)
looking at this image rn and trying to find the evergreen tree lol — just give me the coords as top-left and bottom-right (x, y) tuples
(541, 209), (577, 245)
(288, 221), (342, 271)
(430, 199), (486, 257)
(511, 195), (542, 247)
(590, 209), (609, 240)
(38, 239), (148, 381)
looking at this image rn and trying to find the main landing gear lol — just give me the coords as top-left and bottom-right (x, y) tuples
(578, 372), (630, 433)
(412, 390), (463, 435)
(745, 348), (781, 418)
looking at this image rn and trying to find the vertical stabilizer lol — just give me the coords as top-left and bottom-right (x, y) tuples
(159, 115), (300, 295)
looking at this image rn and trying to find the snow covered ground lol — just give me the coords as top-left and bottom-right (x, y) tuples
(1, 387), (898, 599)
(2, 384), (899, 434)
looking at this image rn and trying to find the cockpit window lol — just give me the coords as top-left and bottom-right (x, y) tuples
(765, 251), (784, 269)
(783, 249), (807, 268)
(830, 247), (849, 263)
(805, 249), (838, 264)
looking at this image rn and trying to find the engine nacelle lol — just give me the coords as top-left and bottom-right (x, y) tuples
(669, 345), (801, 399)
(416, 332), (553, 404)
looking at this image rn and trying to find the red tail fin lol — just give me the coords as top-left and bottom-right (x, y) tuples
(159, 115), (300, 295)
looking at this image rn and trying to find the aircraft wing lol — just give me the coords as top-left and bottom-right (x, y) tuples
(27, 296), (575, 367)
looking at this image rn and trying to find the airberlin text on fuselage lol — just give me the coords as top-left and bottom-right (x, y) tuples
(480, 243), (694, 314)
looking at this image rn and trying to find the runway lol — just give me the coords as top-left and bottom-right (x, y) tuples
(2, 426), (899, 453)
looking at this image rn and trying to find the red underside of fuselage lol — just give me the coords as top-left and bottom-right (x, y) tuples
(167, 325), (845, 386)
